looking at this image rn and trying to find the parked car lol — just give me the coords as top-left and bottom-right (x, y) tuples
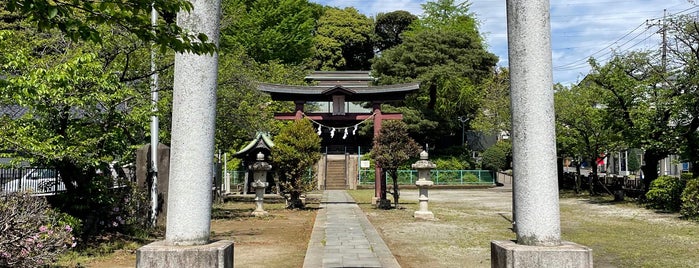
(2, 168), (66, 194)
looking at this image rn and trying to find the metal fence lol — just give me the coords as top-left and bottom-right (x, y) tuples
(358, 169), (495, 185)
(1, 167), (65, 195)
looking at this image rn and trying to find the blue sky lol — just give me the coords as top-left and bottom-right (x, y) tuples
(311, 0), (699, 85)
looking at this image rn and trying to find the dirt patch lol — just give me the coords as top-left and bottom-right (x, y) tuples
(81, 202), (317, 268)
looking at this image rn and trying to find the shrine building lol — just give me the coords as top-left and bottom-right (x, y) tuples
(257, 71), (419, 198)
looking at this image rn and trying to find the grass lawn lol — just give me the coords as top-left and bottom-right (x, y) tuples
(349, 188), (699, 268)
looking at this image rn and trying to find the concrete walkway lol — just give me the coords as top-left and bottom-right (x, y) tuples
(303, 190), (401, 268)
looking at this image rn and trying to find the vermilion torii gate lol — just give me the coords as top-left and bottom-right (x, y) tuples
(257, 71), (419, 203)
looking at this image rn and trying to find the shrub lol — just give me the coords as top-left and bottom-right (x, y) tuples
(463, 173), (479, 183)
(0, 192), (76, 267)
(51, 177), (151, 240)
(433, 156), (470, 170)
(481, 140), (511, 171)
(272, 119), (321, 209)
(645, 175), (687, 212)
(681, 178), (699, 220)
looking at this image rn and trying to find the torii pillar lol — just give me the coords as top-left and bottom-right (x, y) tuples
(373, 102), (384, 204)
(490, 0), (592, 267)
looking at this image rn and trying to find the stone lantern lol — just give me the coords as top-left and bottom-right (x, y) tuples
(250, 152), (272, 217)
(412, 150), (435, 220)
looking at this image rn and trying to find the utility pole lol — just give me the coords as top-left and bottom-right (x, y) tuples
(661, 9), (668, 71)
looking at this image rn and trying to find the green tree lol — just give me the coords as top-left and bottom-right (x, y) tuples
(374, 10), (417, 52)
(271, 119), (321, 209)
(554, 82), (619, 194)
(4, 0), (215, 53)
(665, 15), (699, 176)
(481, 140), (511, 171)
(588, 52), (679, 193)
(213, 46), (309, 154)
(471, 67), (510, 136)
(373, 121), (421, 209)
(312, 7), (374, 70)
(0, 18), (157, 229)
(371, 0), (497, 146)
(220, 0), (321, 64)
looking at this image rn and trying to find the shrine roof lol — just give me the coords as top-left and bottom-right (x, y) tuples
(257, 82), (420, 102)
(233, 132), (275, 158)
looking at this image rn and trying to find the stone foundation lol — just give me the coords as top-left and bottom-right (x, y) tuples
(136, 240), (234, 268)
(491, 240), (592, 268)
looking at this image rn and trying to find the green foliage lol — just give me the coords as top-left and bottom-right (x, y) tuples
(481, 140), (511, 171)
(627, 149), (642, 174)
(471, 67), (510, 136)
(271, 119), (321, 209)
(645, 176), (687, 212)
(463, 173), (478, 183)
(312, 7), (374, 70)
(554, 83), (619, 179)
(4, 0), (216, 54)
(220, 0), (320, 64)
(0, 192), (76, 267)
(371, 0), (497, 145)
(680, 178), (699, 220)
(52, 178), (151, 238)
(373, 121), (421, 208)
(432, 156), (470, 170)
(374, 10), (417, 52)
(214, 46), (308, 153)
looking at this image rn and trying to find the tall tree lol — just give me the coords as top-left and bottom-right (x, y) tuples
(220, 0), (321, 64)
(312, 7), (374, 70)
(271, 119), (321, 209)
(373, 121), (421, 209)
(374, 10), (417, 52)
(665, 15), (699, 175)
(371, 0), (497, 147)
(471, 67), (510, 136)
(588, 52), (679, 192)
(554, 83), (619, 194)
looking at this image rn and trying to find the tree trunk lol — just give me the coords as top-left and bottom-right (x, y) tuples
(287, 190), (305, 209)
(378, 170), (392, 209)
(575, 162), (582, 194)
(589, 157), (598, 195)
(641, 152), (664, 194)
(391, 170), (400, 208)
(427, 83), (437, 111)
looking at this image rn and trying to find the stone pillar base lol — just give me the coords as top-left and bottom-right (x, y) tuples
(414, 211), (434, 220)
(137, 240), (234, 268)
(491, 240), (592, 268)
(251, 210), (268, 217)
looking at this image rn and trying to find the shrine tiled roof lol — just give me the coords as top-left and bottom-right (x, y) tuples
(257, 82), (420, 102)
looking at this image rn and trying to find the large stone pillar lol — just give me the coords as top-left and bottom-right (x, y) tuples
(491, 0), (592, 267)
(137, 0), (233, 266)
(165, 0), (221, 245)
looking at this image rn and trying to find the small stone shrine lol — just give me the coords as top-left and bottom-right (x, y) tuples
(233, 132), (275, 194)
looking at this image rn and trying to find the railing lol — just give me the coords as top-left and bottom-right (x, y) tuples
(1, 166), (135, 196)
(358, 169), (495, 185)
(1, 167), (65, 195)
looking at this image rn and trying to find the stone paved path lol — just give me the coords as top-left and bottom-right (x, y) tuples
(303, 190), (401, 268)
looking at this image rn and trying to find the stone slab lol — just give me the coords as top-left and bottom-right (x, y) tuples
(491, 240), (592, 268)
(136, 240), (233, 268)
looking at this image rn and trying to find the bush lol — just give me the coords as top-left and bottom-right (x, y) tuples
(0, 192), (76, 267)
(463, 173), (479, 183)
(433, 156), (471, 170)
(52, 177), (151, 240)
(645, 176), (687, 212)
(681, 178), (699, 220)
(481, 140), (511, 171)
